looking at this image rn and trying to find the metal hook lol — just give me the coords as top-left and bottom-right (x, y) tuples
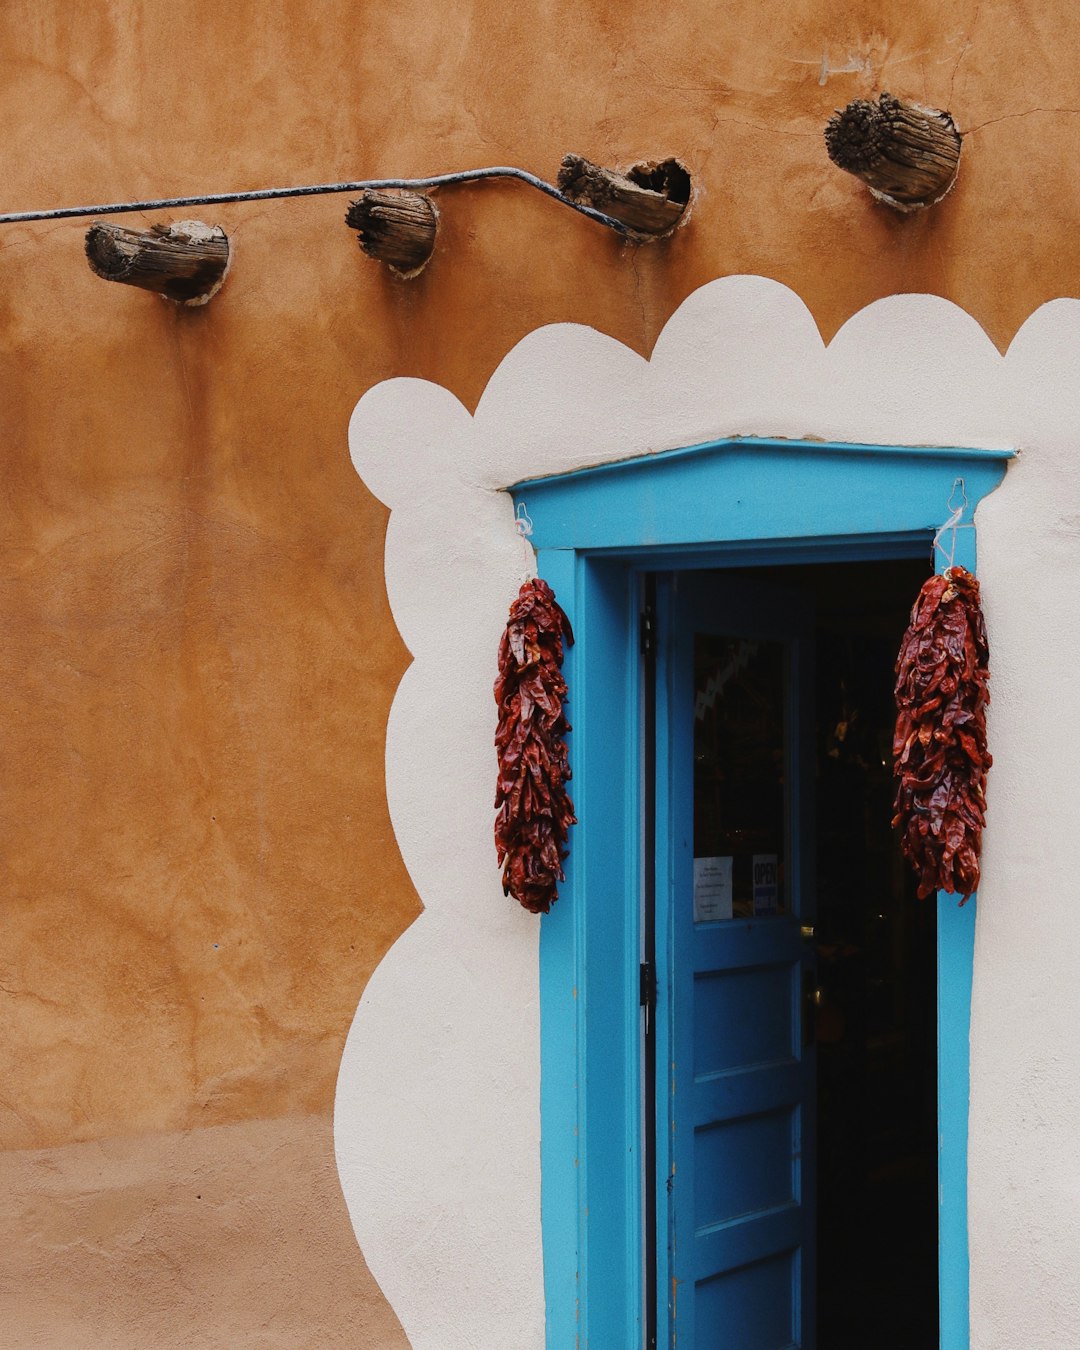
(933, 477), (967, 571)
(514, 502), (534, 538)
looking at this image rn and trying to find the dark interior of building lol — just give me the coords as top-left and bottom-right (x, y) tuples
(709, 556), (938, 1346)
(783, 557), (939, 1348)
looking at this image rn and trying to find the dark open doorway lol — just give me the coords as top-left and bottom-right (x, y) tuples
(811, 557), (939, 1348)
(747, 556), (939, 1347)
(650, 555), (938, 1348)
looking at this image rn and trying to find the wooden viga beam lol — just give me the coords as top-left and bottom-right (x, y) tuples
(85, 220), (230, 303)
(556, 155), (691, 237)
(825, 93), (961, 212)
(345, 190), (438, 276)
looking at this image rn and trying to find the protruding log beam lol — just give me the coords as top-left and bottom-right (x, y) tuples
(85, 220), (230, 303)
(556, 155), (691, 237)
(825, 93), (961, 212)
(345, 190), (438, 275)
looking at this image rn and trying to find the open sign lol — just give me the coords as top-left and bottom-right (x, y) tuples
(752, 853), (779, 915)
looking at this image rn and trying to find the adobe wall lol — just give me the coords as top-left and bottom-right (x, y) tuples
(2, 1), (1078, 1346)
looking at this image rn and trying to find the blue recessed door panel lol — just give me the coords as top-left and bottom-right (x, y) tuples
(657, 574), (816, 1349)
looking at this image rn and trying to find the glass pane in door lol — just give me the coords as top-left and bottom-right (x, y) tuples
(693, 633), (787, 920)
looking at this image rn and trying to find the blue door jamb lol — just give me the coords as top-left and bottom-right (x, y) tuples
(937, 524), (978, 1350)
(520, 438), (1011, 1350)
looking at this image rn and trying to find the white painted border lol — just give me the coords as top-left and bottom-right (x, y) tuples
(335, 277), (1080, 1350)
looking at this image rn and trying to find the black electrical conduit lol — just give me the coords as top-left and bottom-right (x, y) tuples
(0, 166), (633, 235)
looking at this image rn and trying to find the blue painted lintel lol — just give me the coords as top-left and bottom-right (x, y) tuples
(515, 437), (1012, 555)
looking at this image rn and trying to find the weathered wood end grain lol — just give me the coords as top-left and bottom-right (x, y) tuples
(556, 155), (691, 237)
(825, 93), (961, 211)
(85, 220), (230, 303)
(345, 190), (438, 276)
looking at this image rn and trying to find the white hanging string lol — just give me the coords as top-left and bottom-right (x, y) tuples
(933, 477), (969, 571)
(514, 501), (536, 580)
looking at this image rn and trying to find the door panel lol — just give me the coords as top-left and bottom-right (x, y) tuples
(693, 963), (793, 1075)
(696, 1250), (798, 1349)
(656, 572), (816, 1349)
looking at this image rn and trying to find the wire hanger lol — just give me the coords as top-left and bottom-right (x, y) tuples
(932, 477), (969, 571)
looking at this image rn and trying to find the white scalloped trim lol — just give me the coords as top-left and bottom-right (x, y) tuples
(335, 277), (1080, 1350)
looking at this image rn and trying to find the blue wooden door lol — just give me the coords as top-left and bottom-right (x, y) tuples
(656, 572), (816, 1349)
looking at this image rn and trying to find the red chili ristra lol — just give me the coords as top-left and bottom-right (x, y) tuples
(892, 566), (991, 903)
(494, 579), (576, 914)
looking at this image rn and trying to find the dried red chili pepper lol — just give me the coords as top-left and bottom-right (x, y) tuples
(494, 579), (576, 913)
(892, 566), (991, 903)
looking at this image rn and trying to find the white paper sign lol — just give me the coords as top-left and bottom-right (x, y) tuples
(693, 855), (733, 923)
(752, 853), (779, 915)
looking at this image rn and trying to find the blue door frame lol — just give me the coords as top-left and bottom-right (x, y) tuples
(513, 438), (1011, 1350)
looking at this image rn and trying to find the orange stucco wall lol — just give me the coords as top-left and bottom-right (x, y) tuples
(2, 1), (1078, 1344)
